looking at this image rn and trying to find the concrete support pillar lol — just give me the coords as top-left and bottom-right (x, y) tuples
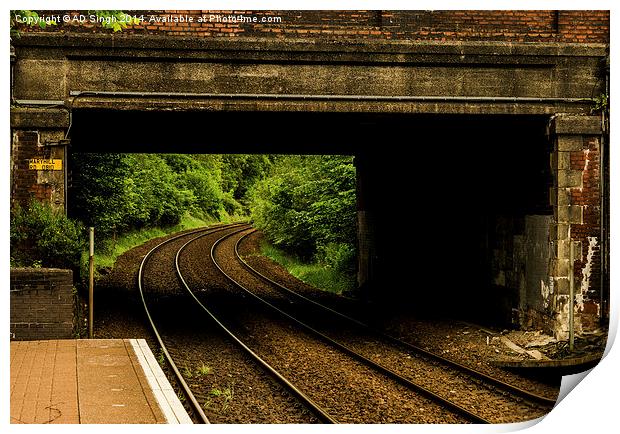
(10, 108), (70, 212)
(354, 154), (377, 292)
(548, 114), (603, 338)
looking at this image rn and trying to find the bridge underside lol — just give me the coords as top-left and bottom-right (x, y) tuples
(68, 109), (557, 328)
(69, 109), (540, 154)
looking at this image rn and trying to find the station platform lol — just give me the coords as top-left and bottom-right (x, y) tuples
(10, 339), (193, 424)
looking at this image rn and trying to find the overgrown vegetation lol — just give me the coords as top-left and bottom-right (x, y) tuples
(204, 383), (235, 413)
(10, 201), (86, 271)
(249, 155), (357, 280)
(63, 153), (270, 280)
(259, 242), (355, 294)
(87, 213), (215, 279)
(69, 153), (269, 242)
(10, 10), (139, 37)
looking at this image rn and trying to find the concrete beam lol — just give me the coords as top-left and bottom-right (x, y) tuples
(11, 107), (70, 129)
(11, 34), (606, 114)
(11, 33), (609, 59)
(551, 115), (603, 135)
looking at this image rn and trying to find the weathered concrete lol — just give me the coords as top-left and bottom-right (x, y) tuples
(518, 215), (553, 331)
(11, 34), (606, 115)
(10, 108), (71, 129)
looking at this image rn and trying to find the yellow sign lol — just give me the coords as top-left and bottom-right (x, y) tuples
(28, 158), (63, 171)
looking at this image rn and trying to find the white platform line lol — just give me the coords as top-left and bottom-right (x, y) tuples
(129, 339), (193, 424)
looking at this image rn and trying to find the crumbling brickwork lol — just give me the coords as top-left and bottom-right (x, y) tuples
(548, 115), (604, 337)
(10, 124), (67, 211)
(567, 135), (602, 330)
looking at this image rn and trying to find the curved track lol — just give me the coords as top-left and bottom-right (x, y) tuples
(137, 223), (556, 424)
(138, 225), (217, 424)
(174, 229), (337, 423)
(200, 227), (482, 423)
(138, 223), (330, 423)
(209, 227), (557, 423)
(234, 229), (558, 406)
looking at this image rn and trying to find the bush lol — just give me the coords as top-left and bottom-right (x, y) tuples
(316, 242), (357, 275)
(182, 168), (223, 217)
(10, 201), (86, 271)
(249, 155), (357, 263)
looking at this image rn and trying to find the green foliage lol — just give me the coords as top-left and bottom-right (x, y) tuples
(70, 154), (131, 236)
(127, 154), (195, 227)
(316, 242), (357, 275)
(591, 93), (609, 113)
(260, 242), (355, 294)
(93, 213), (215, 271)
(67, 151), (356, 288)
(10, 201), (86, 271)
(220, 154), (272, 203)
(182, 366), (193, 379)
(249, 155), (357, 274)
(69, 153), (263, 246)
(205, 383), (235, 412)
(196, 363), (212, 376)
(183, 168), (223, 216)
(157, 348), (165, 366)
(10, 10), (139, 37)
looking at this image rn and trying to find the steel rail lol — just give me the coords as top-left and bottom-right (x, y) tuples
(211, 228), (491, 424)
(234, 229), (558, 407)
(174, 227), (338, 424)
(137, 222), (248, 424)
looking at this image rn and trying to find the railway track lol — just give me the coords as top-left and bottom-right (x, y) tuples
(138, 223), (327, 424)
(234, 229), (559, 406)
(208, 227), (557, 424)
(138, 225), (216, 424)
(137, 223), (556, 424)
(176, 226), (473, 423)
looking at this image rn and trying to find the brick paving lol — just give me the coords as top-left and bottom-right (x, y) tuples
(10, 339), (191, 424)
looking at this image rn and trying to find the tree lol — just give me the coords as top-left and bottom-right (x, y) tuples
(249, 155), (357, 272)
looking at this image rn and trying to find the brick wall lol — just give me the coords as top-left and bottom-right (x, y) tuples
(549, 115), (604, 338)
(567, 136), (602, 330)
(11, 131), (49, 206)
(10, 268), (75, 340)
(10, 129), (66, 210)
(15, 10), (609, 43)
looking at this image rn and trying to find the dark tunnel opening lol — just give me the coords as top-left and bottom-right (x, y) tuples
(69, 110), (552, 327)
(355, 114), (552, 327)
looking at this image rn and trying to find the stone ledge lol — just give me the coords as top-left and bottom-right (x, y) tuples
(10, 108), (71, 128)
(11, 32), (609, 58)
(552, 114), (603, 135)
